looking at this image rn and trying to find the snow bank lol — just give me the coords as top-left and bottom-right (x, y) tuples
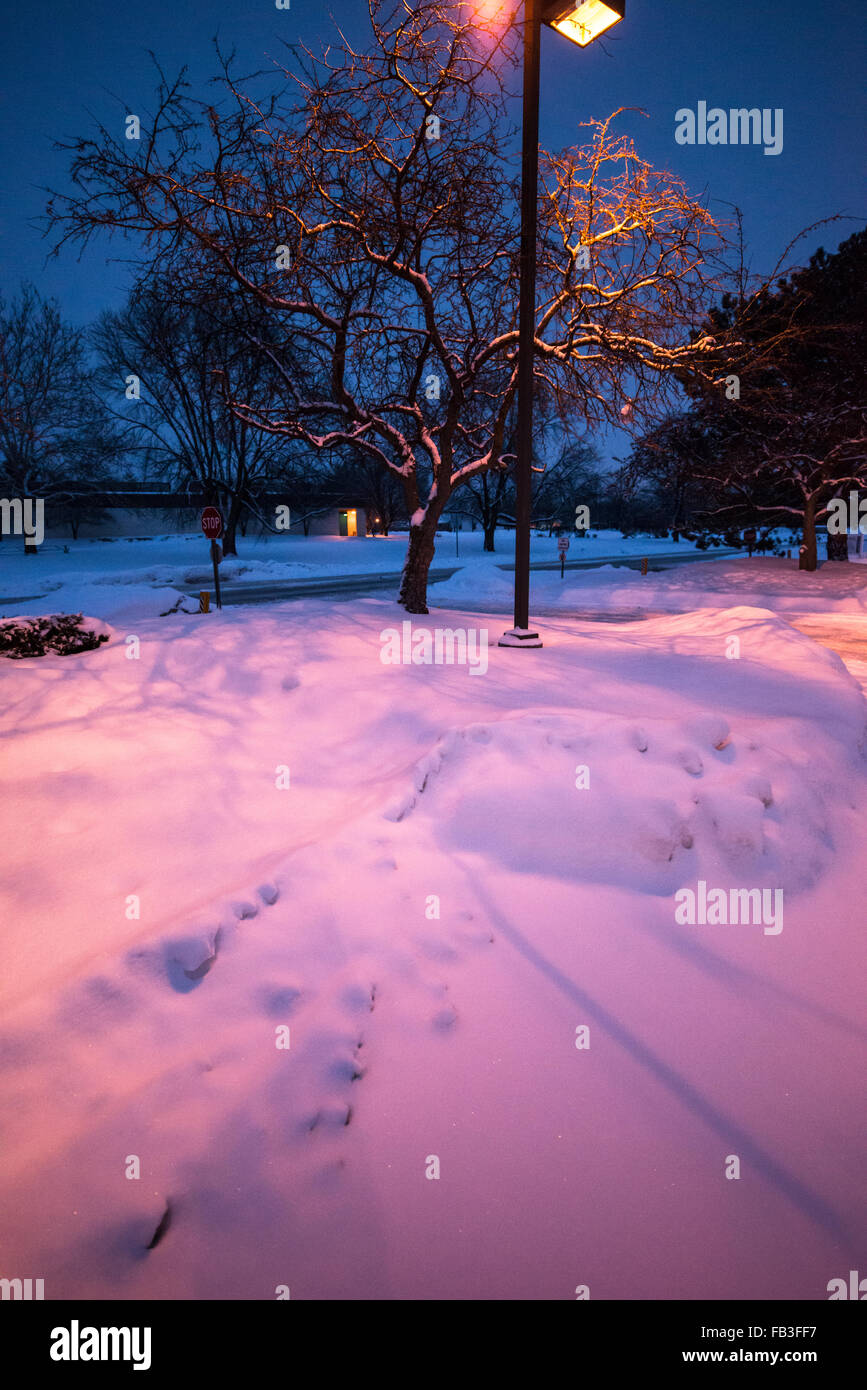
(429, 555), (867, 624)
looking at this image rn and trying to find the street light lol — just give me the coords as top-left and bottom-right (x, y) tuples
(545, 0), (624, 47)
(499, 0), (625, 649)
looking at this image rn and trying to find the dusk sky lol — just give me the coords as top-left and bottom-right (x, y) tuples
(1, 0), (864, 460)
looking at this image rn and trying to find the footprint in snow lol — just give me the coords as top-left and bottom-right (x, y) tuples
(743, 775), (774, 808)
(157, 931), (222, 992)
(372, 855), (399, 871)
(676, 748), (704, 776)
(305, 1103), (353, 1133)
(341, 982), (377, 1014)
(432, 1004), (458, 1032)
(468, 725), (492, 743)
(258, 984), (303, 1017)
(687, 713), (732, 751)
(328, 1056), (367, 1084)
(419, 936), (460, 963)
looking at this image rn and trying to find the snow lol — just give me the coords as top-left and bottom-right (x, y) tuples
(434, 553), (867, 614)
(1, 558), (865, 1299)
(0, 526), (737, 608)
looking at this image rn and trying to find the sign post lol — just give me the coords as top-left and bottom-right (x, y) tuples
(557, 534), (570, 578)
(201, 507), (224, 609)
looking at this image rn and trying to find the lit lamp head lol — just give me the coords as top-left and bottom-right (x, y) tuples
(542, 0), (625, 47)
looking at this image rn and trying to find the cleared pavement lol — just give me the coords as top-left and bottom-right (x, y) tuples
(188, 547), (738, 607)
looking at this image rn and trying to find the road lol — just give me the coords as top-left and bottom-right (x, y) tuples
(187, 547), (738, 607)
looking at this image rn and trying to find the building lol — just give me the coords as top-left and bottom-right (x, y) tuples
(37, 491), (379, 540)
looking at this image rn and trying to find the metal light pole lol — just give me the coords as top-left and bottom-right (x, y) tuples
(499, 0), (625, 650)
(499, 0), (543, 648)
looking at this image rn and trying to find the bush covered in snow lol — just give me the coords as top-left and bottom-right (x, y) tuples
(0, 613), (109, 659)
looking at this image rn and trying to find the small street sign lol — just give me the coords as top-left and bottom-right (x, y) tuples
(201, 508), (224, 608)
(558, 534), (570, 577)
(201, 507), (223, 539)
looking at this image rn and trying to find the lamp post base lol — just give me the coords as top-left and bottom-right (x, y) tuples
(499, 627), (543, 648)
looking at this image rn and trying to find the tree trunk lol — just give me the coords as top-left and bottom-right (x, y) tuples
(799, 498), (818, 570)
(826, 531), (849, 561)
(398, 516), (440, 613)
(483, 520), (497, 552)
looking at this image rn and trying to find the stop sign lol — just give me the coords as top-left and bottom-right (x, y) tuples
(201, 507), (223, 540)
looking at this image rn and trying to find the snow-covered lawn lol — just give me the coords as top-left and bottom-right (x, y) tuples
(1, 563), (865, 1299)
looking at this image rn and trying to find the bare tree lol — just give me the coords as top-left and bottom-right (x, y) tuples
(623, 411), (719, 535)
(92, 280), (292, 555)
(0, 284), (116, 551)
(49, 1), (735, 610)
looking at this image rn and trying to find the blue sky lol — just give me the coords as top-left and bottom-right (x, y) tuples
(1, 0), (864, 463)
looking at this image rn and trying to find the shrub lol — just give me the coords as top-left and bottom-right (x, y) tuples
(0, 613), (109, 659)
